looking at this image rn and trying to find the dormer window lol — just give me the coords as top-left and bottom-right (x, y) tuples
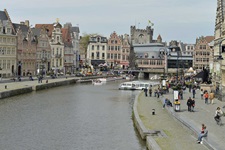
(7, 28), (11, 34)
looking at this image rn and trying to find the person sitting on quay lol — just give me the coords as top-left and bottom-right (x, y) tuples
(163, 98), (173, 108)
(197, 125), (208, 144)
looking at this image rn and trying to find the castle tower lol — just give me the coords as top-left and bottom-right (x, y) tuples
(130, 25), (153, 44)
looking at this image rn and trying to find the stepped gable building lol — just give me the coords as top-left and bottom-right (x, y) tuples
(193, 36), (214, 70)
(63, 23), (80, 73)
(13, 21), (37, 77)
(107, 31), (122, 69)
(120, 34), (130, 69)
(35, 22), (65, 75)
(0, 9), (17, 77)
(31, 26), (51, 76)
(61, 26), (73, 74)
(70, 26), (80, 71)
(86, 35), (107, 68)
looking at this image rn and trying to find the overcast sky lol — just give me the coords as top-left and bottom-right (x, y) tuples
(1, 0), (216, 43)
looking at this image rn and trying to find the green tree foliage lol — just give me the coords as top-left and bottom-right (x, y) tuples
(79, 33), (90, 57)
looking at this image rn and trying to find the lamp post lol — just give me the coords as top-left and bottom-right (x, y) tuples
(159, 48), (170, 93)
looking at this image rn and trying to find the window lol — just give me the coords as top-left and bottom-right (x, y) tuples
(111, 46), (114, 50)
(115, 40), (117, 44)
(118, 46), (120, 50)
(114, 54), (117, 59)
(92, 45), (94, 50)
(102, 53), (105, 59)
(102, 46), (105, 50)
(111, 54), (113, 59)
(107, 53), (110, 59)
(91, 52), (94, 59)
(118, 54), (121, 59)
(97, 45), (99, 50)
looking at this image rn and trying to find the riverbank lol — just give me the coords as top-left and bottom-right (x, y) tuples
(0, 75), (120, 99)
(133, 90), (208, 150)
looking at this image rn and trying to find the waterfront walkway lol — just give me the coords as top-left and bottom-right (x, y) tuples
(137, 88), (225, 150)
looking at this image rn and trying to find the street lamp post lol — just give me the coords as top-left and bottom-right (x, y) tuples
(159, 48), (170, 93)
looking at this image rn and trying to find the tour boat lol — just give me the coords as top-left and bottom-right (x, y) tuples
(92, 79), (103, 85)
(118, 81), (137, 90)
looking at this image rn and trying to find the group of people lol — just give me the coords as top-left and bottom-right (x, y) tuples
(200, 89), (215, 104)
(186, 97), (195, 112)
(143, 85), (162, 98)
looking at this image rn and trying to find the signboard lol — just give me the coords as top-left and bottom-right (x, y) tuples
(174, 90), (179, 101)
(162, 80), (166, 86)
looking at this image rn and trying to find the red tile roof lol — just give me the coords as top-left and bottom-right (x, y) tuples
(35, 24), (54, 37)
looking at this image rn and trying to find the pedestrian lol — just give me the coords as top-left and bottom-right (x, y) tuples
(187, 97), (192, 112)
(154, 89), (157, 97)
(189, 84), (192, 93)
(200, 89), (204, 100)
(214, 107), (223, 125)
(192, 87), (196, 98)
(179, 89), (183, 100)
(149, 86), (152, 97)
(197, 125), (208, 144)
(209, 91), (214, 104)
(144, 87), (148, 97)
(204, 91), (209, 104)
(191, 99), (195, 112)
(157, 89), (160, 98)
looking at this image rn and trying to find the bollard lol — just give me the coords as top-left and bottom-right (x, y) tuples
(152, 109), (155, 115)
(5, 85), (7, 89)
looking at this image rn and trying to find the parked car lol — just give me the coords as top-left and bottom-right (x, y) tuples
(75, 73), (85, 77)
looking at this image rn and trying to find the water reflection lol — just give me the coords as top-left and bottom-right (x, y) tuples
(0, 80), (146, 150)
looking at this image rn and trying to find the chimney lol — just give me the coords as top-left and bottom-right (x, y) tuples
(25, 20), (29, 27)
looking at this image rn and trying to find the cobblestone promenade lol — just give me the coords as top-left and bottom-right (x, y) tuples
(137, 87), (225, 150)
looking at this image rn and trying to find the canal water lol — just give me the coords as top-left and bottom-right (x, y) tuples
(0, 80), (146, 150)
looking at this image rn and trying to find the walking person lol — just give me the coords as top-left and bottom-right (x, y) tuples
(209, 91), (215, 104)
(204, 91), (209, 104)
(144, 87), (148, 97)
(192, 87), (196, 98)
(214, 107), (223, 125)
(191, 99), (195, 112)
(149, 86), (152, 97)
(187, 97), (192, 112)
(200, 89), (204, 100)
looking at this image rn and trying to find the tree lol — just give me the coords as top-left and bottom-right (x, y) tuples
(79, 33), (100, 58)
(79, 33), (90, 58)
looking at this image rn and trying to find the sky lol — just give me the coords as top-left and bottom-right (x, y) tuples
(1, 0), (217, 44)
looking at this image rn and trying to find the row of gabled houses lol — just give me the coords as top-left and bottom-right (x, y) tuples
(0, 8), (215, 81)
(0, 9), (80, 78)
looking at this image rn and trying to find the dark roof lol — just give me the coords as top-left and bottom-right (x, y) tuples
(13, 23), (29, 33)
(71, 27), (79, 33)
(31, 28), (41, 37)
(0, 11), (8, 20)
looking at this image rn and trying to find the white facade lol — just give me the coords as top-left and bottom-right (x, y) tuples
(50, 22), (64, 75)
(87, 35), (107, 66)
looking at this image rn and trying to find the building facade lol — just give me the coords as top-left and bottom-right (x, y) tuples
(120, 34), (130, 69)
(87, 35), (107, 68)
(0, 9), (17, 78)
(107, 31), (122, 69)
(15, 22), (37, 77)
(213, 0), (225, 101)
(193, 36), (214, 70)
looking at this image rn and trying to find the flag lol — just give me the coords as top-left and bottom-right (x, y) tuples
(148, 20), (154, 27)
